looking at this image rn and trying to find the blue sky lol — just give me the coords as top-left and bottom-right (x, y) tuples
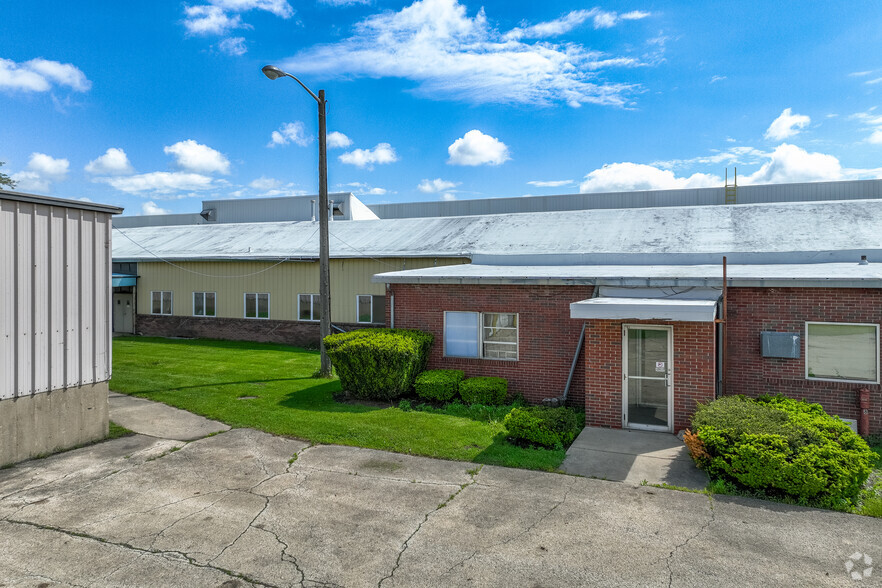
(2, 1), (882, 216)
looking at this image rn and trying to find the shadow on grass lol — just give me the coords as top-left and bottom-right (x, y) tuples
(118, 377), (317, 395)
(113, 335), (317, 354)
(470, 432), (566, 472)
(277, 383), (387, 414)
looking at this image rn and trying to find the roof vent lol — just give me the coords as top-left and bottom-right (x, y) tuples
(860, 255), (870, 265)
(200, 208), (217, 222)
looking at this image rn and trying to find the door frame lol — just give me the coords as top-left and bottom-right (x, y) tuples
(622, 324), (674, 432)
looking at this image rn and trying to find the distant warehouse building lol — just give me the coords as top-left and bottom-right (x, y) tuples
(1, 190), (122, 466)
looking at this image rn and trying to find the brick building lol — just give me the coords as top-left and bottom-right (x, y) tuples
(375, 201), (882, 436)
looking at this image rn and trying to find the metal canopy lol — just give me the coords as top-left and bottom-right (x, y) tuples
(570, 287), (721, 322)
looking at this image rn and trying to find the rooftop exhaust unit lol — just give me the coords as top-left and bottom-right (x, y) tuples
(200, 208), (217, 222)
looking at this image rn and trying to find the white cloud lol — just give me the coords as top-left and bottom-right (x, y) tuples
(268, 121), (312, 147)
(142, 201), (171, 215)
(183, 1), (293, 36)
(506, 8), (650, 40)
(342, 182), (388, 195)
(441, 192), (457, 201)
(327, 131), (352, 149)
(339, 143), (398, 168)
(319, 0), (371, 5)
(741, 143), (843, 185)
(447, 130), (509, 166)
(709, 75), (727, 84)
(869, 130), (882, 144)
(651, 145), (768, 169)
(281, 0), (649, 108)
(850, 108), (882, 143)
(579, 162), (720, 193)
(764, 108), (811, 141)
(218, 37), (247, 55)
(183, 5), (246, 35)
(418, 178), (459, 193)
(0, 58), (91, 93)
(10, 152), (70, 193)
(98, 172), (216, 195)
(85, 148), (134, 175)
(527, 179), (573, 188)
(249, 176), (282, 190)
(164, 139), (231, 174)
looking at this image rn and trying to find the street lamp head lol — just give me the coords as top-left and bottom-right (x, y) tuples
(261, 65), (286, 80)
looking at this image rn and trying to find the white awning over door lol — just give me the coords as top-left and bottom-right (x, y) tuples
(569, 286), (721, 322)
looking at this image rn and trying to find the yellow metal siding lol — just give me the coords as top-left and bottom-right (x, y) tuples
(137, 257), (467, 323)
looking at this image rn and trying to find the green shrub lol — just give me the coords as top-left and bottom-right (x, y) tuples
(690, 395), (874, 508)
(414, 369), (465, 402)
(504, 406), (582, 449)
(324, 328), (433, 400)
(459, 377), (508, 405)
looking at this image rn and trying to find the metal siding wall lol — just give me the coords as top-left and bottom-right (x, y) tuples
(135, 257), (468, 324)
(15, 202), (33, 397)
(0, 201), (15, 399)
(49, 207), (66, 387)
(0, 199), (112, 400)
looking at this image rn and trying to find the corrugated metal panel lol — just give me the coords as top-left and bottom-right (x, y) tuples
(0, 196), (114, 399)
(135, 257), (467, 323)
(0, 200), (15, 400)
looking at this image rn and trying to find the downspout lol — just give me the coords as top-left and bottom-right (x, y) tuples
(713, 256), (728, 398)
(543, 322), (586, 407)
(390, 291), (395, 329)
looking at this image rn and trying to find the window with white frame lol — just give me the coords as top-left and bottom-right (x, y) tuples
(193, 292), (216, 317)
(151, 291), (172, 315)
(244, 293), (270, 319)
(444, 311), (518, 360)
(357, 295), (386, 324)
(806, 322), (879, 383)
(298, 294), (321, 321)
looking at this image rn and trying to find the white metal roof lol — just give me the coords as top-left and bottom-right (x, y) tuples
(569, 287), (721, 322)
(113, 198), (882, 266)
(373, 262), (882, 288)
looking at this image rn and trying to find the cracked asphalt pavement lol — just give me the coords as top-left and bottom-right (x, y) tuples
(1, 428), (880, 587)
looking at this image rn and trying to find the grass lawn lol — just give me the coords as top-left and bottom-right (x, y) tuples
(109, 337), (566, 471)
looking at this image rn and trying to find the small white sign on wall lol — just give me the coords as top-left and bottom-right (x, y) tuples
(655, 361), (666, 372)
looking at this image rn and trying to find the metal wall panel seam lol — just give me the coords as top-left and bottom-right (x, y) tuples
(12, 201), (19, 398)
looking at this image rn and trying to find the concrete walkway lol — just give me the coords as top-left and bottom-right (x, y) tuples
(561, 426), (709, 489)
(108, 392), (230, 441)
(0, 397), (878, 586)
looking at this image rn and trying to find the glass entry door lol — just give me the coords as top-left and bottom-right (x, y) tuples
(623, 326), (673, 432)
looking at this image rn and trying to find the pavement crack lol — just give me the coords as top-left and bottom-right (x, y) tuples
(664, 495), (716, 588)
(500, 475), (576, 547)
(208, 495), (271, 566)
(5, 518), (282, 588)
(377, 465), (482, 587)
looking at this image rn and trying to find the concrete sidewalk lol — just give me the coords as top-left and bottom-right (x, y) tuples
(561, 427), (709, 489)
(1, 419), (879, 586)
(109, 391), (230, 441)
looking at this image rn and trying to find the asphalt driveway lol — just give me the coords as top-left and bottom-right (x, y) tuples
(1, 426), (880, 587)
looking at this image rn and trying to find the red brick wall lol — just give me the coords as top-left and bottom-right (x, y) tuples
(725, 287), (882, 434)
(583, 320), (716, 432)
(388, 284), (591, 407)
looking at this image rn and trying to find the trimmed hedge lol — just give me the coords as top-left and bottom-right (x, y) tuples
(324, 328), (433, 400)
(414, 369), (465, 402)
(504, 406), (582, 449)
(459, 376), (507, 405)
(690, 395), (874, 508)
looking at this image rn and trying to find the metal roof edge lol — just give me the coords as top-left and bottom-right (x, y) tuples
(372, 275), (882, 288)
(1, 189), (124, 214)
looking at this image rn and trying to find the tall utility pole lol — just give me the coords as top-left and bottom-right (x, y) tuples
(262, 65), (332, 376)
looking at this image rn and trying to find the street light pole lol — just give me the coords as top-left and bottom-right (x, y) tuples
(262, 65), (332, 376)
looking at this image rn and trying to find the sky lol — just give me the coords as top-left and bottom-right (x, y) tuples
(2, 1), (882, 216)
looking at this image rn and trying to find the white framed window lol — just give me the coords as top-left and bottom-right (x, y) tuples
(298, 294), (321, 321)
(444, 311), (518, 360)
(805, 322), (879, 384)
(151, 291), (172, 315)
(193, 292), (216, 317)
(356, 294), (386, 324)
(244, 293), (270, 319)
